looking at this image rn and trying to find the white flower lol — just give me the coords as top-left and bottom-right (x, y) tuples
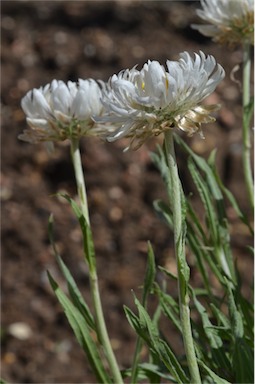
(19, 79), (109, 143)
(192, 0), (254, 46)
(97, 51), (225, 150)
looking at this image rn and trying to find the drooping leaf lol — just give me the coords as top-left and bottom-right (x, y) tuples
(48, 214), (95, 330)
(57, 193), (96, 271)
(47, 272), (111, 383)
(198, 360), (231, 384)
(56, 255), (95, 330)
(142, 242), (156, 305)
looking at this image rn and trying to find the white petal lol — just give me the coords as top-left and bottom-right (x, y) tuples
(52, 82), (72, 114)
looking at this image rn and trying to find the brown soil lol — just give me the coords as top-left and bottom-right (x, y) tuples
(1, 1), (253, 383)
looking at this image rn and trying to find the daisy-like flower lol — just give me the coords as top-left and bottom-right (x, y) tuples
(97, 51), (225, 150)
(192, 0), (254, 46)
(19, 79), (108, 144)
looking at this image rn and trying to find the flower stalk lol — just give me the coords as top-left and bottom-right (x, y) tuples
(70, 137), (123, 384)
(164, 130), (201, 384)
(242, 42), (254, 209)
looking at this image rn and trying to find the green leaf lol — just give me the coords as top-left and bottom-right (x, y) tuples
(154, 196), (224, 289)
(155, 286), (181, 332)
(47, 272), (111, 383)
(210, 304), (231, 331)
(124, 305), (151, 345)
(124, 298), (189, 384)
(192, 292), (233, 376)
(214, 171), (253, 235)
(193, 293), (223, 349)
(158, 265), (178, 281)
(188, 159), (218, 243)
(57, 194), (96, 271)
(138, 362), (176, 382)
(153, 199), (189, 299)
(237, 293), (254, 342)
(48, 214), (95, 330)
(57, 255), (95, 330)
(186, 200), (207, 243)
(225, 279), (244, 339)
(232, 337), (254, 383)
(174, 135), (222, 202)
(150, 145), (170, 186)
(198, 360), (231, 384)
(186, 222), (212, 294)
(142, 242), (156, 305)
(153, 199), (173, 229)
(224, 281), (254, 383)
(243, 96), (254, 128)
(122, 363), (175, 383)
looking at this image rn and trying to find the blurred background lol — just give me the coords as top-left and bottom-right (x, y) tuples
(1, 1), (253, 382)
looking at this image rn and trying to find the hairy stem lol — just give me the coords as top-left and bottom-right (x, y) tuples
(164, 130), (201, 384)
(70, 138), (123, 384)
(242, 42), (254, 208)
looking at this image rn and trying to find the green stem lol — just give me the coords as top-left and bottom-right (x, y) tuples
(164, 130), (201, 384)
(70, 138), (90, 225)
(130, 337), (143, 384)
(70, 138), (123, 384)
(242, 42), (254, 209)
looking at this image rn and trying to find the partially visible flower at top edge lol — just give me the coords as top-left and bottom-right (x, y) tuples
(191, 0), (254, 46)
(19, 79), (111, 144)
(95, 51), (225, 150)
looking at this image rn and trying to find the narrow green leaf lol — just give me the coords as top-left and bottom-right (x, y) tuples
(224, 281), (253, 382)
(193, 293), (223, 349)
(156, 287), (181, 332)
(150, 145), (170, 186)
(153, 200), (189, 295)
(124, 305), (150, 345)
(198, 360), (231, 384)
(225, 279), (244, 339)
(124, 301), (189, 384)
(186, 223), (212, 294)
(56, 255), (95, 330)
(130, 242), (157, 384)
(138, 362), (176, 382)
(134, 296), (159, 341)
(237, 293), (254, 342)
(188, 159), (218, 242)
(210, 304), (231, 330)
(244, 96), (254, 128)
(57, 193), (96, 271)
(48, 214), (95, 330)
(186, 200), (207, 243)
(47, 271), (111, 383)
(214, 171), (253, 235)
(153, 199), (173, 229)
(158, 265), (177, 281)
(174, 135), (222, 201)
(232, 337), (254, 383)
(142, 242), (156, 305)
(122, 363), (175, 383)
(156, 339), (189, 384)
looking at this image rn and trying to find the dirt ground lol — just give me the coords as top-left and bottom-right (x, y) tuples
(1, 1), (254, 383)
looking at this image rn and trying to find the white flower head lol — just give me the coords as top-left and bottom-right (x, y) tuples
(97, 51), (225, 150)
(19, 79), (109, 144)
(192, 0), (254, 46)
